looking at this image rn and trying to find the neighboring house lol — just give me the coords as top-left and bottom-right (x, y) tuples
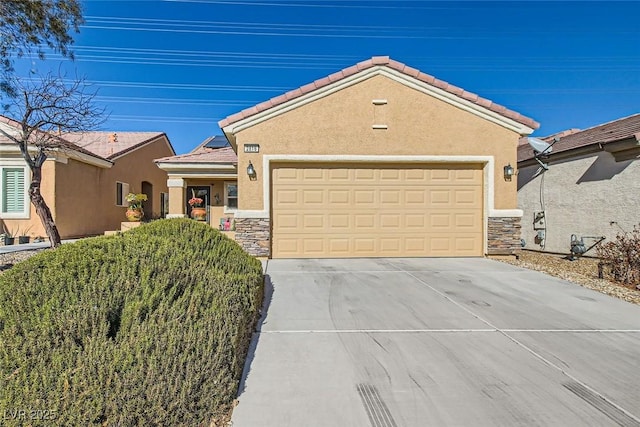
(160, 56), (539, 258)
(518, 113), (640, 254)
(0, 115), (175, 240)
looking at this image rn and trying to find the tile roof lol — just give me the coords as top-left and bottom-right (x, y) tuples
(155, 146), (237, 164)
(0, 115), (108, 161)
(518, 113), (640, 162)
(62, 131), (169, 160)
(219, 56), (539, 131)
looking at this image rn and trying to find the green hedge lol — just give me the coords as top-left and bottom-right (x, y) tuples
(0, 219), (263, 426)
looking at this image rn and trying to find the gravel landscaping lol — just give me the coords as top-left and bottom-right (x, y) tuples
(500, 250), (640, 305)
(0, 248), (48, 271)
(2, 248), (639, 306)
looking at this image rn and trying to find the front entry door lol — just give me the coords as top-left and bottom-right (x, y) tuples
(186, 186), (210, 223)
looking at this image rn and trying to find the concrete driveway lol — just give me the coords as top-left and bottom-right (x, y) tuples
(232, 258), (640, 427)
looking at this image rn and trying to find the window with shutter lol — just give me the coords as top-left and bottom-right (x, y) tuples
(2, 168), (26, 214)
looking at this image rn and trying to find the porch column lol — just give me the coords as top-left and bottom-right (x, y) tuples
(166, 178), (186, 218)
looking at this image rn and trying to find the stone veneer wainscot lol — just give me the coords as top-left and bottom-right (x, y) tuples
(234, 218), (270, 257)
(487, 217), (522, 255)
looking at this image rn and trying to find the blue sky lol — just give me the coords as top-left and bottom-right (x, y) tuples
(12, 0), (640, 154)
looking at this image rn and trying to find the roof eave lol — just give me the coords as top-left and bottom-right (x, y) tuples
(155, 162), (237, 172)
(0, 143), (112, 168)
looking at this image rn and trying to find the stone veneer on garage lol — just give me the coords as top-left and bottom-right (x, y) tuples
(236, 216), (522, 257)
(487, 216), (522, 255)
(234, 218), (270, 257)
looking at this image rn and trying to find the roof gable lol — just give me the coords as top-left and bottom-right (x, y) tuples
(220, 56), (539, 135)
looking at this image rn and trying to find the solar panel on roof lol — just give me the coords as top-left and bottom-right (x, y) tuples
(203, 135), (230, 149)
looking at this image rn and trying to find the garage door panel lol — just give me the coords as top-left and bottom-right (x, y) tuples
(354, 214), (376, 229)
(328, 189), (350, 204)
(328, 214), (350, 228)
(454, 189), (482, 206)
(405, 169), (428, 180)
(380, 214), (401, 228)
(380, 169), (401, 181)
(274, 189), (299, 205)
(303, 214), (325, 229)
(354, 190), (375, 205)
(303, 190), (324, 204)
(405, 190), (427, 206)
(272, 164), (483, 258)
(355, 169), (375, 180)
(328, 169), (350, 181)
(303, 238), (325, 254)
(380, 190), (401, 205)
(275, 213), (299, 229)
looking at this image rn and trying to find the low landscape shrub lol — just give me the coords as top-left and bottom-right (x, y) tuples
(597, 226), (640, 286)
(0, 219), (263, 426)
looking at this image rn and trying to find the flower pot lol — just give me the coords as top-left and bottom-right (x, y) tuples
(18, 236), (30, 244)
(125, 208), (144, 222)
(190, 207), (207, 221)
(3, 236), (14, 245)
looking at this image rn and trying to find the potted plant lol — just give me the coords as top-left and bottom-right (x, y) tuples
(188, 191), (206, 221)
(1, 226), (15, 245)
(125, 193), (147, 221)
(18, 226), (32, 244)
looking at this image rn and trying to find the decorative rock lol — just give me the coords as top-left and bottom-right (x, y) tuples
(488, 217), (522, 255)
(235, 218), (270, 257)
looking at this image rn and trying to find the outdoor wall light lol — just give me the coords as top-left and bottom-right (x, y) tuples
(247, 161), (256, 178)
(214, 193), (221, 205)
(504, 163), (515, 181)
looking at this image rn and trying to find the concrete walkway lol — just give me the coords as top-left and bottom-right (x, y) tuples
(0, 239), (79, 254)
(232, 258), (640, 427)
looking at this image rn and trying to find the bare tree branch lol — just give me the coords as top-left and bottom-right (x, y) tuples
(1, 70), (106, 247)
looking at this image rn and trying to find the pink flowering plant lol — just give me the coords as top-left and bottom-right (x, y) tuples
(188, 197), (204, 207)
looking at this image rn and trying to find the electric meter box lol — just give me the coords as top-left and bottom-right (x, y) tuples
(533, 211), (546, 230)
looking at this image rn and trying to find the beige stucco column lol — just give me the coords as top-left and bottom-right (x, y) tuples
(166, 177), (186, 218)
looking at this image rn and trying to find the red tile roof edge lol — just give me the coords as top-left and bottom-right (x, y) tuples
(218, 56), (539, 131)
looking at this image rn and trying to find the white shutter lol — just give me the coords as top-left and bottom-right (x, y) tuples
(2, 168), (25, 213)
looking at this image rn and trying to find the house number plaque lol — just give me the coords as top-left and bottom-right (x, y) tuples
(243, 144), (260, 153)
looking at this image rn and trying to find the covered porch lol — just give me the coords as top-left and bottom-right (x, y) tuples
(155, 140), (238, 237)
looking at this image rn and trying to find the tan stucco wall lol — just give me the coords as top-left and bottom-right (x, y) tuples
(232, 74), (521, 211)
(103, 137), (173, 222)
(518, 151), (640, 254)
(0, 159), (56, 239)
(14, 136), (174, 239)
(53, 157), (103, 237)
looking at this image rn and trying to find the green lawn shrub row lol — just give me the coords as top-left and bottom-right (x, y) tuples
(0, 219), (264, 426)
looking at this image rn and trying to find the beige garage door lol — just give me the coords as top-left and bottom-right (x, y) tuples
(271, 163), (483, 258)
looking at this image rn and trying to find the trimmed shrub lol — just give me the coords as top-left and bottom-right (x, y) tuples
(0, 219), (263, 426)
(597, 226), (640, 286)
